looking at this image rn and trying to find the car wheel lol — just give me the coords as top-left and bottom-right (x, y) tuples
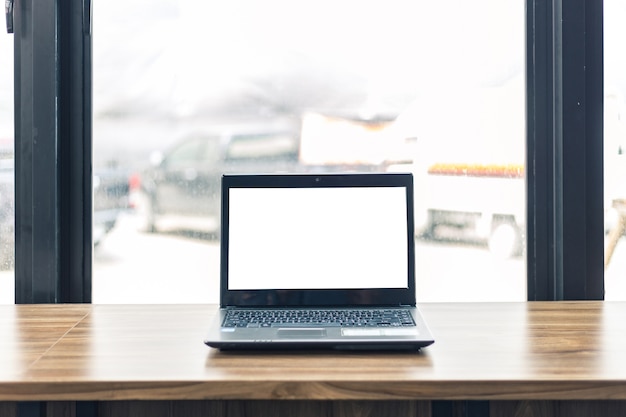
(416, 210), (437, 240)
(488, 221), (522, 259)
(141, 194), (158, 233)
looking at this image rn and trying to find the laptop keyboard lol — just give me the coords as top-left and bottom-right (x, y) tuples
(222, 309), (416, 328)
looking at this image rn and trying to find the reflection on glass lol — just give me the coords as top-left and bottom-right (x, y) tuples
(604, 0), (626, 300)
(93, 0), (526, 303)
(0, 32), (15, 304)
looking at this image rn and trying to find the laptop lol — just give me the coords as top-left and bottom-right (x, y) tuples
(204, 172), (434, 350)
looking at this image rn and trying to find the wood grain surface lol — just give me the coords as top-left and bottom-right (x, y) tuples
(2, 302), (626, 402)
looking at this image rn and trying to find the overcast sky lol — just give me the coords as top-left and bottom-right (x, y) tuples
(92, 0), (526, 120)
(1, 1), (624, 131)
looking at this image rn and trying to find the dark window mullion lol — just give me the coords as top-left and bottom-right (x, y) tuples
(14, 0), (60, 303)
(58, 0), (93, 302)
(581, 0), (604, 300)
(558, 0), (603, 300)
(14, 0), (92, 303)
(527, 0), (604, 301)
(527, 0), (555, 301)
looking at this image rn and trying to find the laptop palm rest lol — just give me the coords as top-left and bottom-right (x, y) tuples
(277, 328), (326, 338)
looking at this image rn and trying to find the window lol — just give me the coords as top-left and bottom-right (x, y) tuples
(0, 30), (14, 304)
(11, 0), (604, 304)
(92, 0), (527, 304)
(603, 0), (626, 300)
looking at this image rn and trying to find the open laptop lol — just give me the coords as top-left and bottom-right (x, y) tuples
(204, 173), (434, 350)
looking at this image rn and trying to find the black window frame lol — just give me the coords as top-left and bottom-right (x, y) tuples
(12, 0), (603, 303)
(526, 0), (604, 300)
(14, 0), (92, 303)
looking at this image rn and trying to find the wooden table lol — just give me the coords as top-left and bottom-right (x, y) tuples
(2, 302), (626, 417)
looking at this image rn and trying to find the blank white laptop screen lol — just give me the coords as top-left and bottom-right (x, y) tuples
(227, 186), (409, 290)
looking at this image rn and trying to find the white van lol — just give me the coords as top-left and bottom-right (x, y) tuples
(389, 76), (526, 258)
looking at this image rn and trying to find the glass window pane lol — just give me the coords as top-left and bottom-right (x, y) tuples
(0, 33), (14, 304)
(93, 0), (526, 303)
(604, 0), (626, 299)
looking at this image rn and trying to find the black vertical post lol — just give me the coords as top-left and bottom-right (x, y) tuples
(14, 0), (60, 303)
(527, 0), (555, 301)
(14, 0), (92, 303)
(527, 0), (604, 301)
(58, 0), (93, 302)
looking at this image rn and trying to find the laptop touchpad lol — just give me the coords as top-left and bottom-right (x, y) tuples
(277, 328), (326, 338)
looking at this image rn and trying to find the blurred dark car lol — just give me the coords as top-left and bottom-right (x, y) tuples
(0, 147), (130, 269)
(136, 124), (301, 234)
(93, 167), (131, 246)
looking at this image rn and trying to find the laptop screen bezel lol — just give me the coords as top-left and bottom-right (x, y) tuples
(219, 173), (417, 307)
